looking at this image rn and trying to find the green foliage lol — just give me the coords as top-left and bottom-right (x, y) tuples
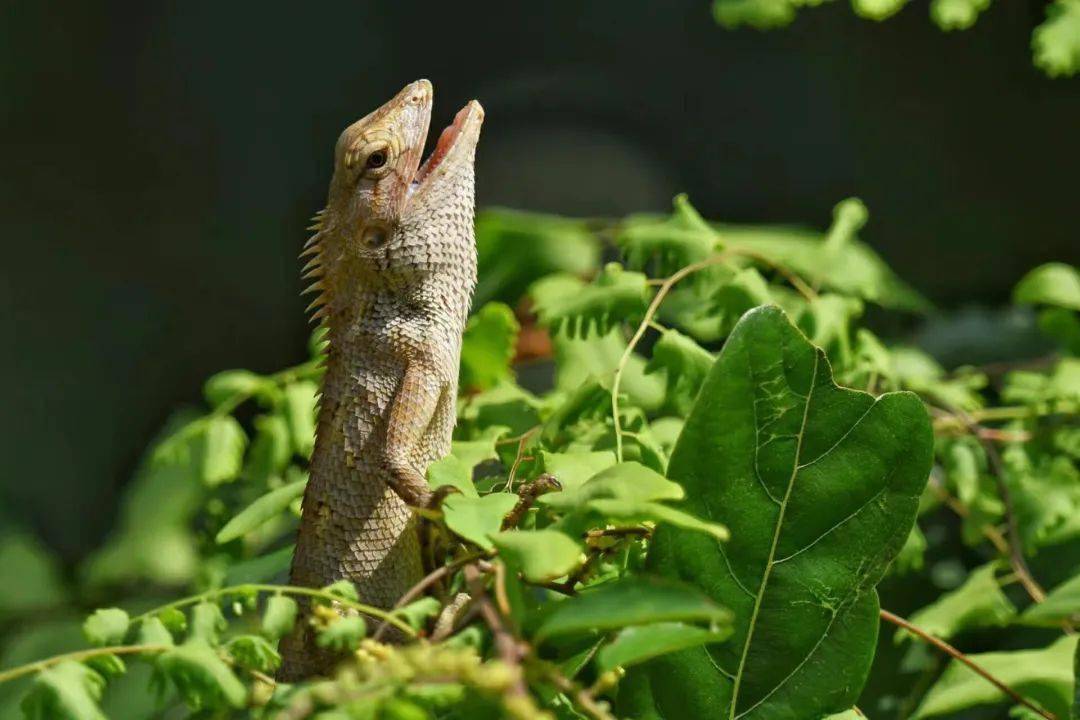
(913, 636), (1077, 718)
(1033, 0), (1080, 78)
(712, 0), (1080, 77)
(629, 306), (932, 720)
(3, 199), (1077, 720)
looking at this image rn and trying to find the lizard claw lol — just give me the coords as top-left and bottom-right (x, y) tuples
(409, 484), (462, 520)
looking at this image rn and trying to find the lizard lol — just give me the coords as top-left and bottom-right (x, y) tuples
(278, 79), (484, 680)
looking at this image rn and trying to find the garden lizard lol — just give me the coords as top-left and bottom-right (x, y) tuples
(279, 80), (484, 679)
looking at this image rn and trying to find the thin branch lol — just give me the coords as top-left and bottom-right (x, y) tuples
(464, 564), (528, 697)
(879, 609), (1055, 720)
(502, 473), (561, 529)
(539, 662), (617, 720)
(371, 552), (488, 641)
(0, 644), (171, 685)
(612, 253), (733, 461)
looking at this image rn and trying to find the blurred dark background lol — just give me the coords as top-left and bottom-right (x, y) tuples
(1, 0), (1077, 561)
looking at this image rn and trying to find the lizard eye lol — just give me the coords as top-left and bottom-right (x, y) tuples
(366, 151), (387, 169)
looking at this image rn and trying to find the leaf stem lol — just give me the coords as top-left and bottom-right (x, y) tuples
(131, 583), (416, 636)
(0, 644), (170, 685)
(612, 253), (733, 461)
(371, 552), (489, 641)
(879, 609), (1056, 720)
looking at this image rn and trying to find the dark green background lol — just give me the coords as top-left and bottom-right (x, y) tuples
(1, 0), (1076, 561)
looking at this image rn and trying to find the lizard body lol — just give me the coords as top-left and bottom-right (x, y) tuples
(279, 80), (483, 679)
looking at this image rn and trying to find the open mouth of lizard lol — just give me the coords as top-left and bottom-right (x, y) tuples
(409, 101), (482, 193)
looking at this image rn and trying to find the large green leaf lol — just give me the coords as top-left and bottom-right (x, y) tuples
(489, 530), (582, 583)
(629, 306), (933, 720)
(443, 493), (519, 550)
(531, 263), (653, 338)
(20, 661), (107, 720)
(913, 636), (1077, 718)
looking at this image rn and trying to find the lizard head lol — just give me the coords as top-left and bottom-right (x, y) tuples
(304, 80), (483, 318)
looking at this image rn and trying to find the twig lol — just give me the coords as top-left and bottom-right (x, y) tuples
(0, 644), (171, 685)
(612, 253), (733, 461)
(880, 609), (1056, 719)
(372, 552), (488, 641)
(464, 564), (528, 697)
(944, 407), (1046, 604)
(540, 662), (617, 720)
(927, 472), (1010, 556)
(502, 473), (562, 529)
(504, 428), (540, 490)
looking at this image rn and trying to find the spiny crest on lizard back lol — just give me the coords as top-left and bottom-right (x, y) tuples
(300, 79), (484, 327)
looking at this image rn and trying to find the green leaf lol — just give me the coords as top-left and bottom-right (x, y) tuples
(316, 615), (366, 651)
(323, 579), (360, 603)
(460, 302), (520, 391)
(21, 661), (106, 720)
(536, 577), (731, 643)
(597, 622), (732, 673)
(0, 531), (67, 618)
(539, 461), (684, 512)
(203, 369), (269, 408)
(540, 450), (617, 492)
(153, 640), (247, 710)
(474, 208), (600, 307)
(1033, 0), (1080, 78)
(215, 478), (307, 544)
(283, 380), (319, 459)
(1020, 573), (1080, 626)
(189, 603), (226, 645)
(244, 413), (293, 485)
(443, 493), (519, 549)
(532, 263), (653, 338)
(586, 499), (729, 540)
(645, 329), (715, 417)
(617, 194), (717, 275)
(425, 455), (478, 498)
(852, 0), (909, 20)
(199, 415), (247, 486)
(914, 636), (1077, 718)
(722, 220), (930, 312)
(634, 306), (933, 720)
(898, 563), (1015, 642)
(930, 0), (991, 30)
(224, 635), (281, 673)
(712, 0), (799, 29)
(489, 530), (582, 583)
(394, 597), (442, 630)
(552, 327), (666, 414)
(1014, 262), (1080, 311)
(137, 617), (174, 647)
(225, 544), (295, 585)
(82, 608), (130, 647)
(261, 595), (298, 640)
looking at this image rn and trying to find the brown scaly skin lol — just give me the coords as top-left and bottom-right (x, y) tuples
(279, 80), (484, 679)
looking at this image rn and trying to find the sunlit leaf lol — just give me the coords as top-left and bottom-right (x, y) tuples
(490, 530), (582, 583)
(83, 608), (130, 647)
(261, 595), (298, 640)
(897, 563), (1014, 642)
(283, 381), (319, 459)
(460, 302), (520, 391)
(153, 640), (247, 710)
(913, 636), (1076, 718)
(21, 661), (106, 720)
(532, 263), (653, 338)
(443, 493), (519, 549)
(1033, 0), (1080, 78)
(630, 306), (932, 719)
